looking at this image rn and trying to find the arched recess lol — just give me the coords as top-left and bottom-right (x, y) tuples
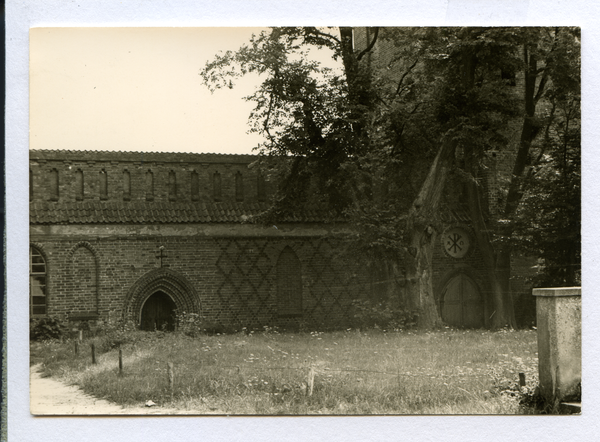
(124, 268), (200, 327)
(276, 246), (302, 317)
(67, 241), (100, 314)
(438, 271), (485, 328)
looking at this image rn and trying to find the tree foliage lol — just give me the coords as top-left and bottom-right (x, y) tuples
(201, 27), (581, 329)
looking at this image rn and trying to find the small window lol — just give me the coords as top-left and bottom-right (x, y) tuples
(257, 174), (266, 202)
(123, 170), (131, 201)
(146, 170), (154, 201)
(99, 169), (108, 200)
(169, 170), (177, 201)
(75, 169), (84, 201)
(235, 171), (244, 202)
(49, 169), (59, 201)
(213, 171), (222, 202)
(30, 247), (47, 316)
(191, 170), (199, 201)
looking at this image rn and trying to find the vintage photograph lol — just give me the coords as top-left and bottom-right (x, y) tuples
(29, 26), (581, 415)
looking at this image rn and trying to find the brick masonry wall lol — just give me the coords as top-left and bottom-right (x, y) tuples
(30, 232), (371, 330)
(29, 151), (274, 205)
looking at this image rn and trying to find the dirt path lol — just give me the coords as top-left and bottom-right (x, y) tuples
(29, 364), (206, 415)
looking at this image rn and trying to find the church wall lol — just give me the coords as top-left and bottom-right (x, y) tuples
(30, 223), (369, 330)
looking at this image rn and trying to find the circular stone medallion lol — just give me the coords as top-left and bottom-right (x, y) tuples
(443, 227), (470, 259)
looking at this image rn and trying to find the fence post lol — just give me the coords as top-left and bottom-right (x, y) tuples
(168, 362), (174, 400)
(308, 366), (315, 397)
(91, 343), (97, 364)
(74, 341), (79, 355)
(79, 330), (83, 342)
(519, 372), (526, 388)
(119, 349), (123, 375)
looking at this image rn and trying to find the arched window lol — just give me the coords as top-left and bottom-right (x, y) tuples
(75, 169), (84, 201)
(168, 170), (177, 201)
(257, 174), (266, 202)
(191, 170), (199, 201)
(276, 246), (302, 317)
(99, 169), (108, 200)
(235, 171), (244, 202)
(146, 170), (154, 201)
(123, 170), (131, 201)
(30, 247), (47, 316)
(49, 168), (59, 201)
(213, 171), (222, 202)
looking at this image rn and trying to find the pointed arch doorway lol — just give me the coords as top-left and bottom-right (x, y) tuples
(125, 268), (200, 331)
(140, 291), (177, 331)
(440, 273), (484, 328)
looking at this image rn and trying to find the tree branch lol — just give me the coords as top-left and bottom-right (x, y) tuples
(395, 59), (419, 97)
(357, 27), (380, 61)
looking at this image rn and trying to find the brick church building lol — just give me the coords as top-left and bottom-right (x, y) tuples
(29, 29), (538, 332)
(30, 148), (532, 331)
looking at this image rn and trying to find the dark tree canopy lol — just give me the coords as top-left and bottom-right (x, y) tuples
(201, 27), (580, 328)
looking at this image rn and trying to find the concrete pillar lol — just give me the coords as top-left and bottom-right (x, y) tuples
(533, 287), (581, 404)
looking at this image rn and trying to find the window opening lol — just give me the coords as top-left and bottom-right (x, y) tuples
(146, 170), (154, 201)
(169, 170), (177, 201)
(49, 169), (59, 201)
(123, 170), (131, 201)
(235, 171), (244, 202)
(213, 171), (222, 202)
(75, 169), (84, 201)
(30, 247), (47, 316)
(99, 169), (108, 200)
(191, 170), (199, 201)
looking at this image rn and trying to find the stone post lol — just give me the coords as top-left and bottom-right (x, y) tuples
(533, 287), (581, 404)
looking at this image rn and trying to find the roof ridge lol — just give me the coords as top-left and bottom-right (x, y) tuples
(29, 149), (259, 157)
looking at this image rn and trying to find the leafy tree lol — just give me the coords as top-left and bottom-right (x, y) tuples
(201, 27), (580, 329)
(512, 28), (581, 287)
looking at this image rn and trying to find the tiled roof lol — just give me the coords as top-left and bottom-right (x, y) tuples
(30, 201), (334, 225)
(29, 149), (259, 164)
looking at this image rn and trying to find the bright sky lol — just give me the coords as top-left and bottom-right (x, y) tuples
(30, 28), (271, 154)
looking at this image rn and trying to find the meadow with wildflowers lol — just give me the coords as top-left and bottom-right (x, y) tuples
(31, 327), (540, 414)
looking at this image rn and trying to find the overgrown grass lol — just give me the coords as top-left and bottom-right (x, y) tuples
(30, 327), (539, 414)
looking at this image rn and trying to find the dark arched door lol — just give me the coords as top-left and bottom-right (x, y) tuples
(441, 274), (484, 328)
(141, 291), (176, 331)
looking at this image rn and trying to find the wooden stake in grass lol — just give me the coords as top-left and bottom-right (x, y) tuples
(119, 349), (123, 375)
(519, 372), (526, 388)
(168, 362), (174, 400)
(79, 330), (83, 342)
(308, 366), (315, 397)
(91, 343), (97, 364)
(74, 341), (79, 355)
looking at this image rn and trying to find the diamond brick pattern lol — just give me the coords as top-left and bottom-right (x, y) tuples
(215, 238), (273, 327)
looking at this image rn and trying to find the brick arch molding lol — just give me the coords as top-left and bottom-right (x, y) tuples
(67, 241), (100, 314)
(124, 268), (200, 325)
(67, 241), (100, 260)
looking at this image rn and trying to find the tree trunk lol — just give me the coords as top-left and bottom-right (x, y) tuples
(488, 42), (542, 327)
(405, 136), (457, 328)
(465, 172), (517, 329)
